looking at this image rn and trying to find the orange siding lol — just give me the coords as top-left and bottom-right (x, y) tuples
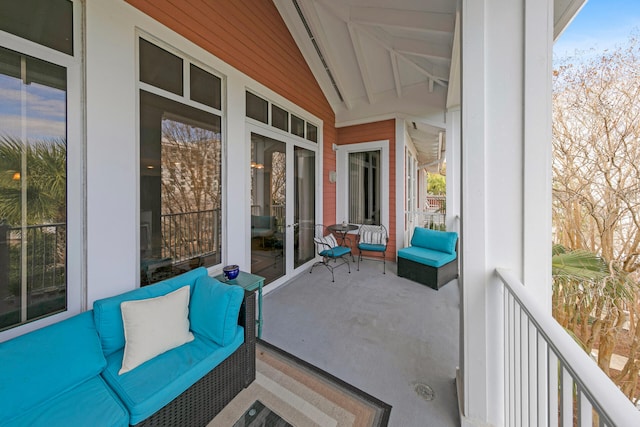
(126, 0), (337, 224)
(337, 120), (397, 257)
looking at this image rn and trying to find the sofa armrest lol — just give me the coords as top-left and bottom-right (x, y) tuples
(238, 290), (256, 387)
(239, 291), (256, 345)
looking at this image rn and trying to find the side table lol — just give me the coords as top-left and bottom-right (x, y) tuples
(215, 271), (265, 338)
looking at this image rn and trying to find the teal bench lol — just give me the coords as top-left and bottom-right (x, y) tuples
(397, 227), (459, 290)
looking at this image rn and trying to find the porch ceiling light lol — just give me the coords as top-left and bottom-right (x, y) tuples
(12, 172), (20, 180)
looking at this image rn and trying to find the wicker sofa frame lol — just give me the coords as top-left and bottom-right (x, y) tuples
(397, 255), (458, 290)
(134, 291), (256, 427)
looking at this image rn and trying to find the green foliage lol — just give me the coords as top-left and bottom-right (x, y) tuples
(427, 172), (446, 195)
(0, 136), (66, 226)
(425, 222), (447, 231)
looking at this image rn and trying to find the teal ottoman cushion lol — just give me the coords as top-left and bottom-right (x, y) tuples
(397, 246), (457, 268)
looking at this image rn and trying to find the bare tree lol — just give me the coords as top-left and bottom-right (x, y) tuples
(553, 38), (640, 402)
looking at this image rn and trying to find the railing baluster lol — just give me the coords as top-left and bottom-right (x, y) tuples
(504, 288), (510, 425)
(521, 308), (529, 426)
(578, 386), (593, 427)
(513, 302), (522, 426)
(537, 330), (547, 426)
(509, 292), (516, 427)
(528, 319), (537, 427)
(562, 363), (574, 426)
(549, 350), (559, 427)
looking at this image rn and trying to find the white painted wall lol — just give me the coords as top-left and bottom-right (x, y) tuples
(460, 0), (553, 425)
(84, 0), (322, 306)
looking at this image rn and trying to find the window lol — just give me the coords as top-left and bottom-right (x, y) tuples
(246, 91), (268, 123)
(139, 38), (223, 285)
(349, 151), (381, 224)
(245, 91), (318, 142)
(0, 1), (79, 331)
(271, 105), (288, 131)
(0, 0), (73, 55)
(291, 114), (304, 138)
(337, 140), (389, 230)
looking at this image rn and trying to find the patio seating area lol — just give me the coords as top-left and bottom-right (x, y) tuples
(261, 261), (460, 426)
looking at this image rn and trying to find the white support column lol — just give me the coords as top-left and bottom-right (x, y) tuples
(523, 0), (553, 312)
(460, 0), (554, 425)
(461, 0), (490, 423)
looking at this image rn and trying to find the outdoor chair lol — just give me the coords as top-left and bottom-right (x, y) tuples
(357, 224), (389, 274)
(310, 224), (351, 282)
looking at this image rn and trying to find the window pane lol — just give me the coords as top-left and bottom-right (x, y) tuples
(190, 64), (221, 109)
(348, 151), (380, 225)
(0, 0), (73, 55)
(272, 105), (288, 131)
(306, 122), (317, 143)
(291, 114), (304, 137)
(139, 39), (183, 96)
(140, 90), (222, 285)
(294, 147), (315, 268)
(250, 134), (286, 284)
(0, 47), (67, 330)
(246, 92), (268, 123)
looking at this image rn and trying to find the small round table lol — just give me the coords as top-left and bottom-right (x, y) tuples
(327, 223), (358, 247)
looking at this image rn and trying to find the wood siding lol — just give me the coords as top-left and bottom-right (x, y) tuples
(337, 119), (397, 257)
(126, 0), (337, 224)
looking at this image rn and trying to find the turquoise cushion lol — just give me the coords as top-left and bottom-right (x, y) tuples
(101, 329), (244, 425)
(320, 246), (351, 257)
(0, 311), (107, 425)
(189, 275), (244, 346)
(93, 267), (208, 356)
(358, 243), (386, 252)
(397, 246), (457, 268)
(410, 228), (458, 254)
(3, 376), (129, 427)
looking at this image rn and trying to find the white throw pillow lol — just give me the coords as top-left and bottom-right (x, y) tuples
(119, 286), (194, 375)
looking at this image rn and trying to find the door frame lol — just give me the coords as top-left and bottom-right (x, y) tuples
(245, 121), (321, 292)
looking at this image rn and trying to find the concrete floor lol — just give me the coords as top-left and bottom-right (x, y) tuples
(260, 260), (460, 427)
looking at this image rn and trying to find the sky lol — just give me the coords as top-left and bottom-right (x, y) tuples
(554, 0), (640, 62)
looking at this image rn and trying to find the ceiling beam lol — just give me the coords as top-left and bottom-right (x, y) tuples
(390, 51), (402, 98)
(393, 37), (452, 62)
(347, 23), (375, 105)
(354, 24), (448, 87)
(349, 6), (455, 34)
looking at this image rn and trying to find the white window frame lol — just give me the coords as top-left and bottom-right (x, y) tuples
(0, 0), (84, 340)
(135, 32), (226, 280)
(336, 140), (389, 231)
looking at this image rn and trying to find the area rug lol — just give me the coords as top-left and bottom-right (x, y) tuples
(208, 340), (391, 427)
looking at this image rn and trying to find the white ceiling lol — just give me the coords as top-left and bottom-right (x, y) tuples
(274, 0), (584, 171)
(274, 0), (457, 170)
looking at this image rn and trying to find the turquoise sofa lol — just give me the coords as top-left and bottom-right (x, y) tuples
(0, 267), (256, 426)
(397, 227), (459, 290)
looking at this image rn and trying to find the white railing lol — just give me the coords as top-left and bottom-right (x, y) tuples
(404, 210), (447, 246)
(496, 268), (640, 427)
